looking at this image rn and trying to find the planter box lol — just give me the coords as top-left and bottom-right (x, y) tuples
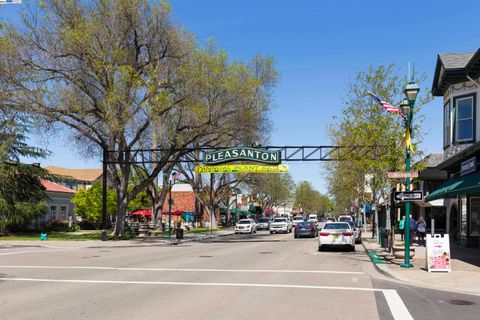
(393, 246), (415, 259)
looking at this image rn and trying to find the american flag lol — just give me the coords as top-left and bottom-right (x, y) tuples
(368, 91), (405, 118)
(171, 171), (182, 180)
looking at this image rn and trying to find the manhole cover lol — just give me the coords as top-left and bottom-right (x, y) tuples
(198, 255), (213, 258)
(438, 299), (475, 305)
(258, 251), (273, 254)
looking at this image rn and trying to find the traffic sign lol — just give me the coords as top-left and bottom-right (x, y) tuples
(394, 191), (423, 201)
(388, 171), (419, 179)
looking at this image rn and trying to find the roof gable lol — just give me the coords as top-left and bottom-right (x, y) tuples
(432, 49), (480, 96)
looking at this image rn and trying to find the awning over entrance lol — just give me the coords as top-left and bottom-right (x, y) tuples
(425, 171), (480, 202)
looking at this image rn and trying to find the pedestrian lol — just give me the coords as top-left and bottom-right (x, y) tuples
(409, 215), (416, 243)
(416, 217), (426, 246)
(398, 216), (405, 241)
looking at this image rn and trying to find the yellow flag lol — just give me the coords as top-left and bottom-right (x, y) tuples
(405, 127), (413, 152)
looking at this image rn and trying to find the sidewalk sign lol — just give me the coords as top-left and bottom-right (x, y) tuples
(425, 234), (451, 272)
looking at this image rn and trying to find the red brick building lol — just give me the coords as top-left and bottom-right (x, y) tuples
(170, 184), (195, 212)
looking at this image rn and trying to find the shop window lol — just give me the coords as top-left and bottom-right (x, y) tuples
(60, 206), (68, 220)
(444, 100), (451, 147)
(454, 95), (475, 142)
(50, 205), (57, 221)
(470, 197), (480, 236)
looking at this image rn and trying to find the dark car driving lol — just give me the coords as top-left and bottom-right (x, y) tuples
(294, 221), (318, 238)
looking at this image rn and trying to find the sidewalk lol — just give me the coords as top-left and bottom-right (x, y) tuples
(0, 228), (236, 249)
(362, 233), (480, 296)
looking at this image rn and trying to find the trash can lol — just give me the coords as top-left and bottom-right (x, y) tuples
(176, 227), (184, 240)
(379, 228), (385, 248)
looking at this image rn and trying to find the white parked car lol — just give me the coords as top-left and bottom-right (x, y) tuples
(235, 219), (257, 234)
(318, 222), (355, 251)
(308, 213), (318, 224)
(269, 217), (292, 234)
(292, 215), (304, 227)
(257, 217), (270, 231)
(338, 215), (354, 223)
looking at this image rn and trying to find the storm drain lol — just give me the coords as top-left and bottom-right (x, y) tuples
(438, 299), (475, 305)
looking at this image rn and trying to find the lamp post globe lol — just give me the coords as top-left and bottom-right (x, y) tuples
(404, 81), (420, 103)
(400, 99), (410, 117)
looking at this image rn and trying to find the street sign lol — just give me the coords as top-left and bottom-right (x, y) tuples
(394, 191), (423, 201)
(460, 157), (477, 176)
(203, 147), (281, 165)
(388, 171), (419, 179)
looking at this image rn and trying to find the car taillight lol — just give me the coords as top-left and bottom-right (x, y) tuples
(319, 233), (329, 236)
(343, 232), (353, 236)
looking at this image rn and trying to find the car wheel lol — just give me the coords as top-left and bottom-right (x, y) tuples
(318, 246), (323, 252)
(294, 234), (298, 238)
(270, 231), (273, 234)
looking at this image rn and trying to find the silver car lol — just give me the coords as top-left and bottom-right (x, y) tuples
(257, 217), (270, 231)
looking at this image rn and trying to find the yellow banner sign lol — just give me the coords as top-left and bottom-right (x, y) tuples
(195, 164), (289, 174)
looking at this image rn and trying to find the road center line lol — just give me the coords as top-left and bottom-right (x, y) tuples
(0, 276), (412, 319)
(382, 289), (414, 320)
(0, 249), (76, 256)
(0, 265), (364, 275)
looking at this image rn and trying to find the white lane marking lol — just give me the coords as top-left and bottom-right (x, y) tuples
(0, 265), (364, 275)
(0, 277), (382, 291)
(0, 249), (76, 256)
(0, 277), (413, 319)
(383, 289), (414, 320)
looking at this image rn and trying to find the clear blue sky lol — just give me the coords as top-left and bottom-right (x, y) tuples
(2, 0), (480, 194)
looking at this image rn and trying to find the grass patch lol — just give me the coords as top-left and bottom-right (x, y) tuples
(185, 227), (220, 233)
(0, 230), (136, 241)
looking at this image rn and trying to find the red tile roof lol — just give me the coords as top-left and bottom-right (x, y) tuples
(40, 180), (76, 194)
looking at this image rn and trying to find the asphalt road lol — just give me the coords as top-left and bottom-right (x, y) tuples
(0, 232), (479, 320)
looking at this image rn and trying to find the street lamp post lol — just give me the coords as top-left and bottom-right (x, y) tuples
(399, 81), (420, 269)
(168, 178), (173, 241)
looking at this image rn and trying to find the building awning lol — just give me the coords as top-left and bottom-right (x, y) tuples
(425, 171), (480, 202)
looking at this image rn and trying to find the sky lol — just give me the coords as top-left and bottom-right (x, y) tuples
(2, 0), (480, 194)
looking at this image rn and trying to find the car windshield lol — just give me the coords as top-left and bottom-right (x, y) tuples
(348, 221), (357, 228)
(238, 220), (251, 224)
(293, 217), (303, 220)
(297, 221), (312, 227)
(323, 223), (351, 229)
(339, 216), (351, 222)
(273, 218), (286, 223)
(259, 218), (269, 222)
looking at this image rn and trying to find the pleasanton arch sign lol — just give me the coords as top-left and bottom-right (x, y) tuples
(204, 147), (281, 165)
(196, 147), (286, 174)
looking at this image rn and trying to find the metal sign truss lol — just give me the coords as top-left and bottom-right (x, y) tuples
(106, 145), (386, 165)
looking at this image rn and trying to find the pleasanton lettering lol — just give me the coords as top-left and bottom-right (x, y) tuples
(204, 147), (281, 165)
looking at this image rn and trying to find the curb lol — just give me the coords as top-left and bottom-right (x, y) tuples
(168, 231), (235, 245)
(361, 240), (396, 280)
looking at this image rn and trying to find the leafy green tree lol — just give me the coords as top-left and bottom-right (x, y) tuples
(326, 64), (430, 214)
(0, 111), (50, 234)
(72, 183), (116, 224)
(1, 1), (277, 236)
(249, 173), (294, 208)
(294, 181), (332, 213)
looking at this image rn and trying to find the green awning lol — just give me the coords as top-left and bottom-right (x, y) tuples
(425, 171), (480, 202)
(230, 209), (250, 215)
